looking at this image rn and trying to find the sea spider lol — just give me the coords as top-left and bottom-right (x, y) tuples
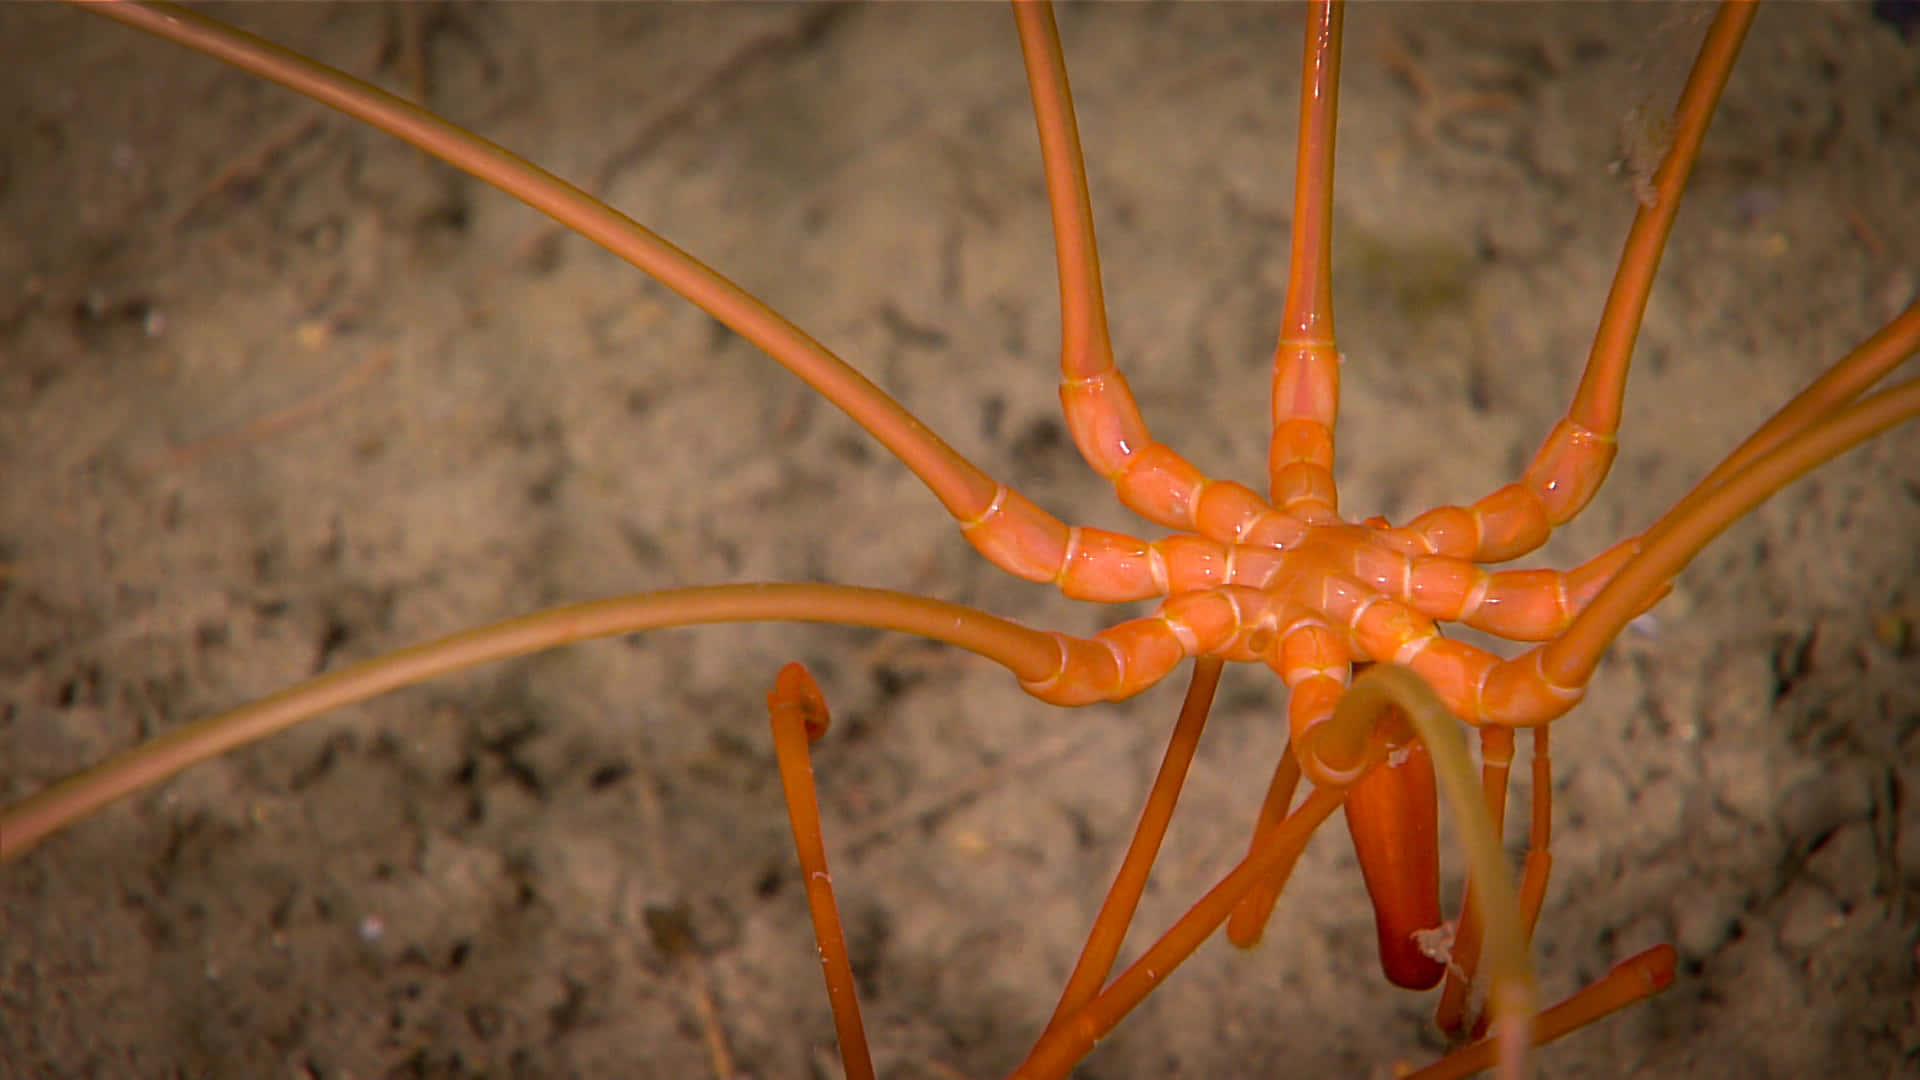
(2, 2), (1917, 1077)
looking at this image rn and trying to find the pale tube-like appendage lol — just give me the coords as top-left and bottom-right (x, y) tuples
(1321, 665), (1536, 1080)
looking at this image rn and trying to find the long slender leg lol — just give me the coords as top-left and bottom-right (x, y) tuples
(1013, 1), (1300, 545)
(1224, 742), (1303, 946)
(1016, 788), (1349, 1079)
(1269, 0), (1458, 996)
(1268, 0), (1345, 523)
(1518, 728), (1555, 941)
(1398, 2), (1760, 564)
(81, 1), (1226, 616)
(1540, 374), (1920, 698)
(1655, 299), (1920, 543)
(1042, 658), (1224, 1034)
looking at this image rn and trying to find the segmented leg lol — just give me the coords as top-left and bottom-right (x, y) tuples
(1396, 3), (1759, 565)
(1266, 2), (1345, 525)
(1016, 2), (1317, 549)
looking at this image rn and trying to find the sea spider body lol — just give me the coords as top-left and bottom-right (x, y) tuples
(3, 3), (1917, 1078)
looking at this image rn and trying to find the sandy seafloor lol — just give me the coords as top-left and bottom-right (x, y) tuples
(2, 4), (1917, 1078)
